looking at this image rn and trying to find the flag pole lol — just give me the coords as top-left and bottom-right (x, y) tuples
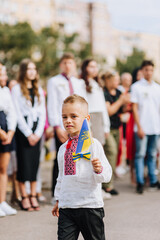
(86, 117), (94, 159)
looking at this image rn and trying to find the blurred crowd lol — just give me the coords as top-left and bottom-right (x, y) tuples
(0, 53), (160, 217)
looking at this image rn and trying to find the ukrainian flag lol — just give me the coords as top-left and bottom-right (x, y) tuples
(75, 118), (92, 154)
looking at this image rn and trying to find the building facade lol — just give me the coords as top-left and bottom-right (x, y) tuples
(0, 0), (160, 79)
(113, 29), (160, 81)
(0, 0), (55, 30)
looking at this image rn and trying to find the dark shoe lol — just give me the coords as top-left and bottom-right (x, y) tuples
(136, 183), (144, 194)
(30, 195), (40, 211)
(105, 189), (119, 195)
(20, 196), (34, 211)
(149, 181), (160, 191)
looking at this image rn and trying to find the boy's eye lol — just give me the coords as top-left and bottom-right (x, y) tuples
(72, 115), (77, 118)
(62, 116), (67, 119)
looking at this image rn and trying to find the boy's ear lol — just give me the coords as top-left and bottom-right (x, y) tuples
(86, 115), (90, 121)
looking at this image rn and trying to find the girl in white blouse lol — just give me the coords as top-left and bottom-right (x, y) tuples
(0, 64), (17, 217)
(80, 59), (110, 145)
(12, 59), (46, 211)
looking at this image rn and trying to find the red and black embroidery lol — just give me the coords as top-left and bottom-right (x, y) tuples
(64, 137), (78, 175)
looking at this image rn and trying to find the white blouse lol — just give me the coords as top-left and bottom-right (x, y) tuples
(55, 138), (112, 209)
(47, 74), (87, 128)
(0, 86), (17, 131)
(86, 79), (110, 133)
(11, 84), (46, 138)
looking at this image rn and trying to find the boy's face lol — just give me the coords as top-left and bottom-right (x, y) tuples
(60, 59), (76, 76)
(142, 65), (154, 81)
(62, 102), (89, 137)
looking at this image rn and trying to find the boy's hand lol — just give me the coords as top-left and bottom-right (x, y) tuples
(91, 158), (102, 174)
(52, 201), (59, 217)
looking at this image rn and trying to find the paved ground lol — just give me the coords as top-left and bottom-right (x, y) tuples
(0, 160), (160, 240)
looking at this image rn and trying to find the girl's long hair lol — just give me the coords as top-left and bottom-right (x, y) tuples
(80, 59), (100, 93)
(17, 59), (40, 102)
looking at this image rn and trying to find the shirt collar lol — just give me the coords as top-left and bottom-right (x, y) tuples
(69, 135), (79, 141)
(61, 73), (73, 80)
(141, 78), (154, 85)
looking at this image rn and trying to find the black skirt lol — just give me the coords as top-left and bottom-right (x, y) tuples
(16, 119), (41, 182)
(0, 111), (15, 153)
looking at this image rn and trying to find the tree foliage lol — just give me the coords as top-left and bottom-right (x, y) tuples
(0, 22), (93, 81)
(115, 48), (145, 75)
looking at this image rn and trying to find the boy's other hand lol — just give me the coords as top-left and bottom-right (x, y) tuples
(52, 201), (59, 217)
(91, 158), (102, 174)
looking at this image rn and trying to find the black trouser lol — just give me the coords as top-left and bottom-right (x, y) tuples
(51, 132), (62, 197)
(58, 208), (105, 240)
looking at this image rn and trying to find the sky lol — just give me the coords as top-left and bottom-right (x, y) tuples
(105, 0), (160, 35)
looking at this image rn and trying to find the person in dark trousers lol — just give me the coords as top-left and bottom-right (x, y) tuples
(12, 59), (46, 211)
(52, 95), (112, 240)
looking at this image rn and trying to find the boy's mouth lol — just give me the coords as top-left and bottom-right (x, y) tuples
(66, 125), (73, 128)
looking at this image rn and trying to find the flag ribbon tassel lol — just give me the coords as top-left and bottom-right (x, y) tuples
(72, 152), (91, 162)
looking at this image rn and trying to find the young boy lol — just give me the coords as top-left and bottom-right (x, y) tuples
(47, 53), (87, 204)
(52, 94), (112, 240)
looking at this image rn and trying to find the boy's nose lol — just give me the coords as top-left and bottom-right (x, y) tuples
(66, 118), (71, 123)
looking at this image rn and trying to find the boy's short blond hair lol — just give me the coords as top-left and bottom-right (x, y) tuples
(63, 94), (88, 108)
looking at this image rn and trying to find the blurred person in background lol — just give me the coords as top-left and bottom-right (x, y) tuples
(47, 53), (87, 204)
(80, 59), (110, 146)
(132, 67), (143, 84)
(7, 79), (20, 203)
(12, 59), (46, 211)
(8, 79), (18, 90)
(131, 60), (160, 194)
(118, 72), (132, 93)
(80, 59), (111, 199)
(125, 68), (144, 185)
(25, 90), (54, 203)
(116, 73), (133, 176)
(101, 71), (130, 195)
(0, 64), (17, 217)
